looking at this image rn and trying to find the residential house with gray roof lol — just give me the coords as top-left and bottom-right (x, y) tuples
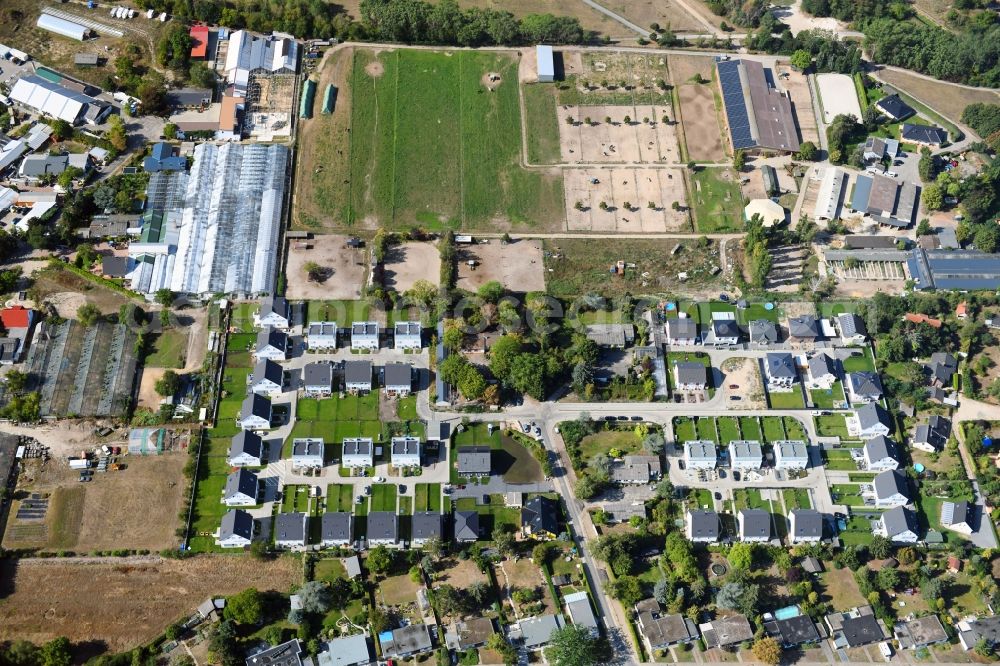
(341, 438), (373, 468)
(411, 511), (443, 546)
(774, 441), (809, 470)
(913, 415), (950, 453)
(749, 319), (778, 345)
(854, 402), (892, 439)
(275, 513), (308, 550)
(940, 500), (973, 534)
(673, 361), (707, 391)
(245, 638), (303, 666)
(927, 352), (957, 387)
(564, 591), (599, 637)
(254, 296), (289, 329)
(806, 353), (837, 390)
(382, 362), (413, 396)
(303, 362), (334, 397)
(381, 624), (432, 659)
(789, 509), (823, 543)
(875, 506), (918, 543)
(457, 446), (491, 477)
(320, 512), (352, 548)
(729, 441), (763, 472)
(228, 430), (264, 467)
(895, 615), (948, 650)
(635, 599), (698, 652)
(838, 313), (868, 344)
(517, 614), (563, 650)
(788, 316), (820, 341)
(350, 321), (379, 350)
(223, 469), (258, 507)
(315, 634), (370, 666)
(291, 438), (324, 468)
(847, 371), (883, 404)
(390, 436), (420, 468)
(255, 328), (288, 361)
(765, 352), (797, 391)
(343, 360), (373, 393)
(454, 510), (479, 542)
(686, 510), (719, 543)
(684, 441), (717, 470)
(394, 321), (422, 350)
(238, 394), (271, 430)
(367, 511), (398, 546)
(863, 436), (900, 471)
(251, 359), (284, 397)
(738, 509), (771, 542)
(217, 509), (254, 548)
(700, 614), (754, 648)
(873, 470), (910, 508)
(306, 321), (337, 351)
(665, 317), (697, 345)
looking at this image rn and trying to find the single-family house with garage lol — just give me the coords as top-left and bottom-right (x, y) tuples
(635, 599), (699, 653)
(940, 500), (973, 535)
(255, 328), (288, 361)
(382, 362), (413, 396)
(673, 361), (707, 391)
(411, 511), (443, 547)
(274, 512), (308, 550)
(228, 430), (264, 467)
(873, 470), (910, 508)
(765, 352), (798, 391)
(838, 313), (868, 345)
(863, 436), (899, 471)
(874, 506), (919, 543)
(343, 360), (373, 393)
(806, 353), (837, 389)
(381, 624), (433, 660)
(394, 321), (422, 350)
(854, 402), (892, 439)
(847, 371), (883, 404)
(303, 361), (334, 397)
(223, 468), (258, 506)
(665, 317), (697, 346)
(321, 511), (352, 548)
(738, 508), (771, 542)
(367, 511), (398, 547)
(251, 359), (284, 397)
(789, 509), (823, 543)
(684, 441), (717, 469)
(454, 510), (480, 542)
(457, 446), (491, 477)
(217, 509), (253, 548)
(685, 510), (719, 543)
(292, 438), (324, 468)
(238, 394), (271, 430)
(521, 496), (559, 539)
(913, 415), (950, 453)
(788, 316), (820, 341)
(254, 296), (289, 329)
(700, 615), (754, 649)
(749, 319), (779, 345)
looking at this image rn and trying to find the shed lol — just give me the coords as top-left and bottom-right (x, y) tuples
(536, 45), (555, 82)
(74, 53), (99, 66)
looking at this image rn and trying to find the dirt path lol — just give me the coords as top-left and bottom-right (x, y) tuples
(182, 307), (209, 373)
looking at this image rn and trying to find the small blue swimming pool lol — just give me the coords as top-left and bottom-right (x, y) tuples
(774, 606), (801, 621)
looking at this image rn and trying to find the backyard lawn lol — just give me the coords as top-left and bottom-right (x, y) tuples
(696, 417), (718, 442)
(369, 484), (398, 512)
(830, 484), (864, 506)
(761, 416), (786, 442)
(769, 390), (805, 409)
(811, 382), (846, 409)
(673, 418), (697, 442)
(783, 488), (812, 510)
(842, 349), (876, 373)
(739, 417), (762, 441)
(326, 484), (355, 512)
(717, 417), (741, 444)
(578, 429), (642, 460)
(733, 488), (768, 511)
(815, 415), (849, 438)
(823, 449), (858, 471)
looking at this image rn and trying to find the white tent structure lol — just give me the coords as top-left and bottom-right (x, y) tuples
(36, 13), (88, 41)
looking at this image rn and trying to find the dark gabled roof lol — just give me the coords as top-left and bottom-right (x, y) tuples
(702, 614), (754, 647)
(687, 510), (719, 539)
(367, 511), (397, 541)
(303, 362), (333, 387)
(882, 506), (918, 538)
(838, 313), (868, 338)
(274, 512), (307, 543)
(230, 430), (263, 459)
(383, 362), (413, 387)
(454, 510), (479, 541)
(674, 361), (707, 385)
(220, 509), (253, 540)
(241, 393), (271, 421)
(874, 94), (915, 121)
(841, 614), (885, 647)
(848, 371), (883, 398)
(790, 509), (823, 539)
(321, 512), (351, 542)
(928, 352), (957, 383)
(253, 358), (283, 386)
(739, 509), (770, 539)
(857, 402), (891, 432)
(225, 468), (258, 500)
(712, 319), (740, 338)
(749, 319), (778, 342)
(411, 511), (443, 541)
(259, 296), (288, 320)
(915, 415), (951, 448)
(256, 327), (287, 351)
(666, 317), (697, 339)
(874, 470), (909, 501)
(788, 316), (819, 338)
(901, 123), (947, 145)
(343, 360), (372, 384)
(808, 353), (836, 378)
(246, 638), (303, 666)
(864, 435), (898, 463)
(522, 496), (559, 534)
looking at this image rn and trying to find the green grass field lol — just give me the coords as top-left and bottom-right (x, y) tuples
(145, 329), (187, 368)
(717, 417), (741, 444)
(674, 418), (697, 442)
(689, 168), (743, 233)
(739, 417), (762, 441)
(823, 449), (859, 471)
(347, 49), (563, 230)
(523, 83), (561, 164)
(761, 416), (787, 442)
(811, 383), (846, 409)
(769, 390), (805, 409)
(815, 414), (850, 438)
(783, 488), (811, 510)
(842, 349), (876, 374)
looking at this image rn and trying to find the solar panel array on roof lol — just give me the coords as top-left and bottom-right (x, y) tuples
(717, 60), (755, 150)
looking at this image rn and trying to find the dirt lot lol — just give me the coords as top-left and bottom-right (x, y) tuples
(558, 105), (681, 163)
(719, 358), (766, 409)
(775, 65), (819, 145)
(498, 557), (553, 618)
(436, 558), (488, 588)
(383, 242), (441, 292)
(0, 555), (301, 653)
(599, 0), (704, 32)
(137, 368), (167, 409)
(285, 234), (368, 300)
(563, 167), (689, 232)
(3, 454), (188, 553)
(877, 67), (1000, 126)
(742, 158), (800, 201)
(31, 267), (131, 316)
(677, 84), (727, 162)
(456, 239), (546, 293)
(378, 572), (421, 606)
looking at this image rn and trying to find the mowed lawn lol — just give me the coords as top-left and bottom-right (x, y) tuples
(689, 167), (743, 233)
(348, 49), (562, 230)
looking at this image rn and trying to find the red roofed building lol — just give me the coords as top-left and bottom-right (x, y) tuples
(1, 306), (33, 330)
(904, 313), (942, 329)
(190, 25), (209, 59)
(956, 302), (967, 319)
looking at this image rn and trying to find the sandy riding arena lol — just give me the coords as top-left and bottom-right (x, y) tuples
(563, 167), (689, 232)
(557, 105), (681, 164)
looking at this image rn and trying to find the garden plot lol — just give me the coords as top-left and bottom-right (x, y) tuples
(558, 105), (681, 164)
(563, 167), (689, 232)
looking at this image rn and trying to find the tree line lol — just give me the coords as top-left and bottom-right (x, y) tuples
(131, 0), (592, 46)
(962, 103), (1000, 152)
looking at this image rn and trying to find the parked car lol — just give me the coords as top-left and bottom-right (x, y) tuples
(714, 492), (722, 500)
(729, 384), (739, 389)
(399, 484), (406, 494)
(718, 470), (726, 478)
(733, 471), (741, 481)
(730, 396), (741, 401)
(364, 486), (371, 495)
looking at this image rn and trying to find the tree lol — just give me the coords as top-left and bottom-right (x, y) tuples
(189, 61), (217, 88)
(163, 123), (178, 140)
(975, 224), (1000, 253)
(733, 149), (747, 171)
(367, 545), (394, 575)
(608, 575), (643, 606)
(921, 183), (944, 210)
(549, 624), (599, 666)
(727, 543), (755, 570)
(57, 167), (84, 190)
(869, 534), (892, 559)
(493, 528), (515, 556)
(155, 288), (175, 307)
(796, 140), (818, 161)
(751, 637), (782, 666)
(478, 280), (505, 303)
(155, 370), (180, 397)
(296, 580), (333, 614)
(50, 119), (73, 141)
(876, 566), (900, 591)
(105, 116), (129, 156)
(209, 621), (240, 666)
(39, 638), (72, 666)
(623, 115), (631, 124)
(790, 49), (812, 71)
(224, 588), (264, 625)
(916, 218), (932, 236)
(77, 303), (101, 327)
(487, 634), (518, 665)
